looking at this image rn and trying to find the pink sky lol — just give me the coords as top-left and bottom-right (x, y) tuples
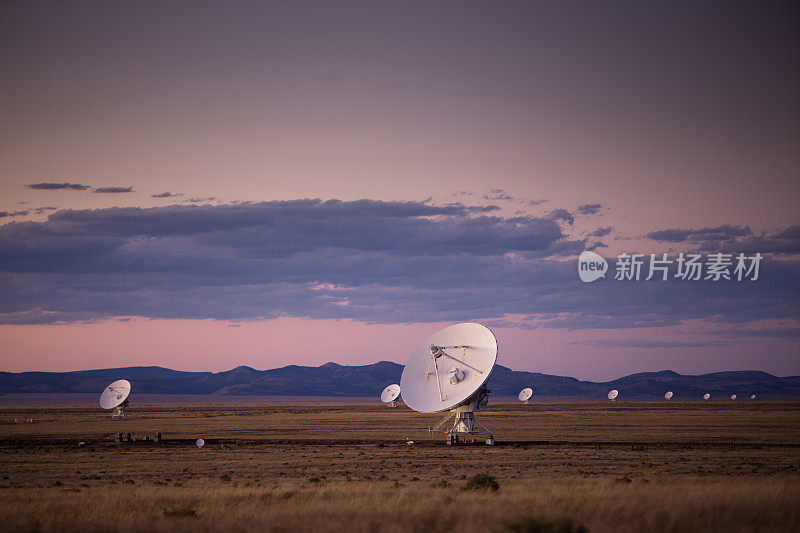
(0, 2), (797, 379)
(2, 317), (798, 381)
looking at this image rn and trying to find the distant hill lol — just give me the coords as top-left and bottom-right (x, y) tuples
(1, 362), (798, 399)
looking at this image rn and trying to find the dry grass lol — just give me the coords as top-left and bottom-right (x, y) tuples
(0, 401), (798, 532)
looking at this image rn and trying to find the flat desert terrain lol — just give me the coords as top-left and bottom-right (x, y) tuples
(1, 401), (798, 532)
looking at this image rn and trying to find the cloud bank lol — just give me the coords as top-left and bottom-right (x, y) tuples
(26, 182), (90, 190)
(0, 199), (797, 330)
(93, 186), (134, 194)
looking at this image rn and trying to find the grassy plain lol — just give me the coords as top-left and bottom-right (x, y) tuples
(0, 401), (798, 532)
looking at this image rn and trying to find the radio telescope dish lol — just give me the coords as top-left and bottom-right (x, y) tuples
(380, 384), (401, 407)
(664, 391), (674, 400)
(750, 394), (756, 400)
(730, 394), (737, 400)
(196, 439), (205, 448)
(400, 323), (498, 445)
(608, 389), (619, 400)
(100, 379), (131, 418)
(703, 393), (711, 400)
(518, 387), (533, 404)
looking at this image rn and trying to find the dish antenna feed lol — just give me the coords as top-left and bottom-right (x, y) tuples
(99, 379), (131, 418)
(400, 323), (498, 445)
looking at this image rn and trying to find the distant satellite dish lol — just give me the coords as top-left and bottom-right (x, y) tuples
(664, 391), (674, 400)
(703, 393), (711, 400)
(750, 394), (756, 400)
(196, 439), (205, 448)
(730, 394), (737, 400)
(99, 379), (131, 417)
(608, 389), (619, 400)
(380, 384), (401, 407)
(518, 387), (533, 404)
(400, 323), (497, 445)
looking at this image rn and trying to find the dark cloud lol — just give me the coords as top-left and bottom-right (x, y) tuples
(93, 186), (134, 194)
(0, 210), (29, 218)
(646, 225), (752, 242)
(643, 224), (799, 255)
(482, 189), (514, 201)
(482, 193), (513, 201)
(0, 199), (796, 329)
(26, 182), (90, 190)
(589, 226), (612, 237)
(183, 196), (217, 203)
(152, 191), (182, 198)
(774, 226), (800, 240)
(545, 208), (574, 225)
(699, 235), (800, 255)
(33, 207), (58, 214)
(577, 203), (603, 215)
(715, 327), (800, 340)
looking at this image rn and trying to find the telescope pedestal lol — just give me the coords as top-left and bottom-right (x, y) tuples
(433, 395), (493, 445)
(112, 400), (128, 418)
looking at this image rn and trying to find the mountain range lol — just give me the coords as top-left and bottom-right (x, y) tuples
(2, 362), (799, 399)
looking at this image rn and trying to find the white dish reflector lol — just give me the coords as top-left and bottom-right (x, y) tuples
(703, 393), (711, 400)
(380, 384), (401, 403)
(730, 394), (737, 400)
(607, 389), (619, 400)
(518, 388), (533, 402)
(664, 391), (673, 400)
(400, 323), (497, 413)
(99, 379), (131, 409)
(196, 439), (205, 448)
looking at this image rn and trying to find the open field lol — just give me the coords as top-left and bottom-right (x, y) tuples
(1, 402), (799, 532)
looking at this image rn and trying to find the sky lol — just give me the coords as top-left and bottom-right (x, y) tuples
(0, 1), (798, 380)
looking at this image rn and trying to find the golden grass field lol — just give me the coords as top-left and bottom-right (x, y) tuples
(1, 401), (799, 532)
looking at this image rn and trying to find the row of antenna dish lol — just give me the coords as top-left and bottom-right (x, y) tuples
(608, 390), (756, 401)
(382, 385), (756, 405)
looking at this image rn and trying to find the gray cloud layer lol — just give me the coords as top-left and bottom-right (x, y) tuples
(0, 200), (797, 329)
(93, 186), (134, 194)
(644, 224), (800, 255)
(26, 182), (90, 190)
(577, 203), (603, 215)
(646, 225), (752, 242)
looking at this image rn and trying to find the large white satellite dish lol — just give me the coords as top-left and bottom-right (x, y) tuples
(400, 323), (497, 445)
(518, 387), (533, 404)
(730, 394), (737, 400)
(380, 384), (401, 407)
(750, 394), (756, 400)
(608, 389), (619, 400)
(703, 393), (711, 400)
(664, 391), (674, 400)
(99, 379), (131, 418)
(196, 438), (205, 448)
